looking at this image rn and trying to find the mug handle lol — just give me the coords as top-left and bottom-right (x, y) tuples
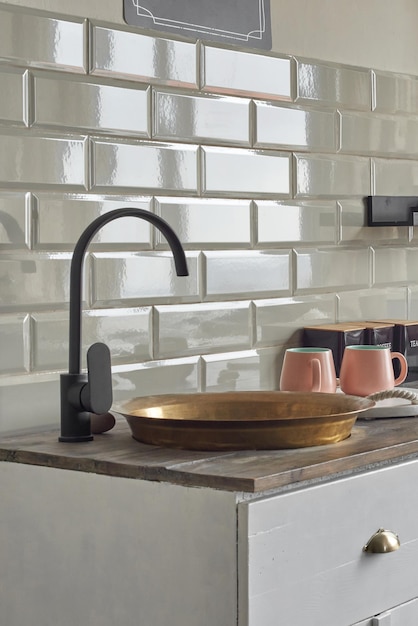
(311, 358), (321, 392)
(392, 352), (408, 386)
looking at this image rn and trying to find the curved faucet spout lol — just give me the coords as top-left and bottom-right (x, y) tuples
(68, 208), (188, 375)
(60, 208), (189, 443)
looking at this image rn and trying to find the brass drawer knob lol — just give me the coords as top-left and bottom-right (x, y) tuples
(363, 528), (400, 553)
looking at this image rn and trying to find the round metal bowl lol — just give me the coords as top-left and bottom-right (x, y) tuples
(113, 391), (374, 451)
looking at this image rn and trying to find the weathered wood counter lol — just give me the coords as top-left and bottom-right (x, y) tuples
(2, 415), (418, 493)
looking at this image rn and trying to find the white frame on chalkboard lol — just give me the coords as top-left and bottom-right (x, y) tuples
(124, 0), (272, 50)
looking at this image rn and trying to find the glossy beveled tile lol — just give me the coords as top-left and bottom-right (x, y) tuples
(0, 192), (28, 247)
(340, 111), (418, 157)
(204, 250), (291, 299)
(91, 251), (199, 306)
(408, 287), (418, 319)
(254, 101), (336, 151)
(32, 307), (152, 371)
(0, 69), (26, 124)
(202, 147), (290, 197)
(296, 59), (371, 110)
(337, 287), (408, 322)
(201, 44), (291, 100)
(34, 75), (150, 136)
(255, 200), (337, 245)
(374, 71), (418, 114)
(373, 247), (418, 286)
(155, 301), (251, 358)
(338, 200), (408, 244)
(0, 314), (29, 373)
(203, 349), (260, 392)
(295, 248), (370, 293)
(33, 193), (153, 248)
(111, 357), (200, 402)
(0, 7), (85, 72)
(154, 90), (250, 145)
(0, 131), (87, 188)
(295, 153), (370, 197)
(372, 158), (418, 195)
(203, 347), (280, 392)
(155, 197), (251, 248)
(254, 295), (336, 347)
(0, 253), (72, 309)
(92, 138), (198, 192)
(0, 373), (60, 433)
(91, 25), (197, 87)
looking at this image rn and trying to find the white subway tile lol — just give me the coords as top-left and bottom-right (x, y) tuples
(0, 314), (29, 373)
(0, 131), (87, 188)
(0, 373), (59, 433)
(0, 192), (28, 248)
(32, 308), (152, 371)
(91, 25), (197, 86)
(338, 287), (408, 321)
(340, 111), (418, 156)
(204, 250), (291, 299)
(92, 139), (198, 192)
(372, 157), (418, 195)
(202, 45), (291, 100)
(296, 60), (371, 109)
(255, 102), (336, 151)
(33, 193), (153, 248)
(202, 147), (290, 197)
(91, 251), (199, 306)
(255, 200), (337, 245)
(0, 7), (85, 72)
(254, 295), (336, 347)
(408, 287), (418, 319)
(338, 200), (408, 244)
(203, 348), (279, 392)
(154, 90), (250, 145)
(374, 71), (418, 114)
(34, 76), (150, 136)
(155, 197), (251, 247)
(0, 69), (25, 124)
(0, 253), (71, 309)
(295, 248), (370, 293)
(295, 153), (370, 197)
(373, 247), (418, 286)
(155, 301), (251, 358)
(112, 357), (200, 402)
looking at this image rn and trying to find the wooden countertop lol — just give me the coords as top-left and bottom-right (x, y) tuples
(2, 416), (418, 493)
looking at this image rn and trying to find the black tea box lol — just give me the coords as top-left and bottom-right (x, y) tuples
(303, 323), (367, 376)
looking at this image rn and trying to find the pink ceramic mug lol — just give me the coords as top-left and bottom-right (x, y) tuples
(279, 347), (337, 393)
(339, 345), (408, 397)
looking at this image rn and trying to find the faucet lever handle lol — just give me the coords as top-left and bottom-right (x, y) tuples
(82, 342), (113, 415)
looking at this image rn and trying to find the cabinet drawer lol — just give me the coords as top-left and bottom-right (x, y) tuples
(238, 460), (418, 626)
(374, 597), (418, 624)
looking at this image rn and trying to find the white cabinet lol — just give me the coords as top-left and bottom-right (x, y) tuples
(238, 460), (418, 626)
(3, 454), (418, 626)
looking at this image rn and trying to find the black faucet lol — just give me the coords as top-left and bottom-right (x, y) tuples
(59, 208), (189, 442)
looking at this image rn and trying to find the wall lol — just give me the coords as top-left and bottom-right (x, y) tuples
(1, 1), (418, 432)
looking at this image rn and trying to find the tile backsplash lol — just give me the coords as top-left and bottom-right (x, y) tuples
(0, 2), (417, 432)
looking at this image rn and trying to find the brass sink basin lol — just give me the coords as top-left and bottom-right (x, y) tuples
(114, 391), (374, 451)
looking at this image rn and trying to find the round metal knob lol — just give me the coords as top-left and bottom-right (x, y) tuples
(363, 528), (400, 553)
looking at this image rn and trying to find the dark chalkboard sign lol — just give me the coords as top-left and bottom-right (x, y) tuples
(123, 0), (272, 50)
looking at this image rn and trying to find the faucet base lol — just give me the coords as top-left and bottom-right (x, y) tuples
(60, 373), (94, 442)
(59, 433), (94, 443)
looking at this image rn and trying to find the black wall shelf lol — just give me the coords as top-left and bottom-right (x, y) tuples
(367, 196), (418, 227)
